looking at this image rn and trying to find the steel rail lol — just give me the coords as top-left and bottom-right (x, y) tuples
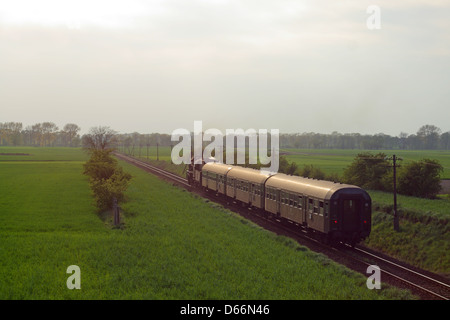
(114, 152), (190, 187)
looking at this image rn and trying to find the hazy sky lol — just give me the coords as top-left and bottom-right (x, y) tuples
(1, 0), (449, 135)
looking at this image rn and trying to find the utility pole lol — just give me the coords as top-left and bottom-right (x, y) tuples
(386, 155), (402, 232)
(113, 197), (120, 227)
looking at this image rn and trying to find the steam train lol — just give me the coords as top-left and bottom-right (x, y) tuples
(187, 160), (371, 245)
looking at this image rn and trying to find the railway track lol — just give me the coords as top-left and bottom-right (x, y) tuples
(115, 152), (450, 300)
(350, 245), (450, 300)
(114, 152), (191, 188)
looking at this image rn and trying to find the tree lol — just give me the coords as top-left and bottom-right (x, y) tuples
(82, 126), (118, 151)
(62, 123), (81, 147)
(440, 132), (450, 150)
(0, 122), (22, 145)
(83, 149), (132, 211)
(42, 122), (59, 146)
(300, 164), (325, 180)
(31, 123), (44, 146)
(398, 132), (408, 149)
(343, 152), (391, 190)
(278, 156), (290, 174)
(417, 125), (441, 149)
(398, 159), (443, 198)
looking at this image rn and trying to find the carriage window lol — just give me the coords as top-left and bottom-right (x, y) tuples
(298, 196), (303, 208)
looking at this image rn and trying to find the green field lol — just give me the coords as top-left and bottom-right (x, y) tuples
(121, 146), (450, 180)
(0, 146), (89, 162)
(281, 148), (450, 180)
(0, 147), (412, 299)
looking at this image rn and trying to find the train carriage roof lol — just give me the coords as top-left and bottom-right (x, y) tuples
(227, 166), (272, 184)
(265, 173), (363, 199)
(202, 162), (234, 175)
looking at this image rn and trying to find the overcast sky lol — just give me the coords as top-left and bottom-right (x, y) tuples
(1, 0), (449, 135)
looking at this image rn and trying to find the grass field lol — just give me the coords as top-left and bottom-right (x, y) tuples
(281, 148), (450, 180)
(0, 147), (412, 299)
(0, 146), (89, 162)
(121, 146), (450, 180)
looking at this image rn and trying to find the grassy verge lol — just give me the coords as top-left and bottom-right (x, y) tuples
(0, 147), (413, 299)
(364, 191), (449, 276)
(365, 210), (449, 276)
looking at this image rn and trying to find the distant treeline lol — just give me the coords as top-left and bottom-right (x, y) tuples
(117, 124), (450, 151)
(1, 122), (449, 150)
(0, 122), (81, 147)
(280, 125), (449, 150)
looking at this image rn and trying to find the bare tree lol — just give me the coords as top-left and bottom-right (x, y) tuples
(417, 125), (442, 149)
(62, 123), (81, 147)
(0, 122), (23, 145)
(42, 122), (59, 146)
(82, 126), (118, 151)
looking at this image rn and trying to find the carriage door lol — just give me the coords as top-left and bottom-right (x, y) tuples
(341, 199), (360, 231)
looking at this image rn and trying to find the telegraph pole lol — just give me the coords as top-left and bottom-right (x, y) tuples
(386, 155), (402, 232)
